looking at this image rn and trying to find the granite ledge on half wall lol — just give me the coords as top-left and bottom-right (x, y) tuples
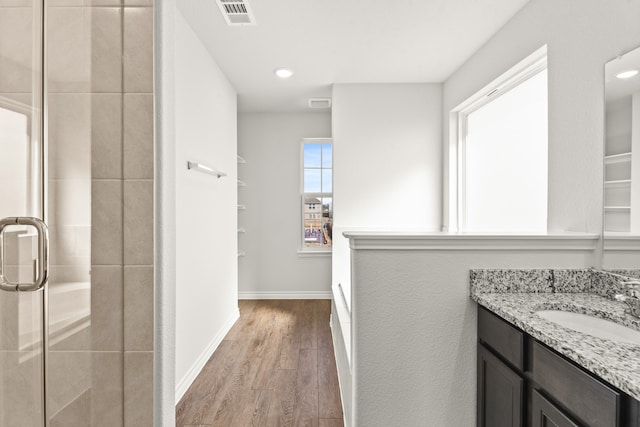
(470, 268), (640, 298)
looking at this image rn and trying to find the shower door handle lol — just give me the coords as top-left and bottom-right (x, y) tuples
(0, 217), (49, 292)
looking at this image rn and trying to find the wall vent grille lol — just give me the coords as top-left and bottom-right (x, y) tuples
(217, 0), (256, 26)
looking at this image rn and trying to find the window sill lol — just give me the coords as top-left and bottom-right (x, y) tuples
(297, 249), (332, 258)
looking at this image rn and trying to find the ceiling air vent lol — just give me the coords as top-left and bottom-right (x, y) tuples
(309, 98), (332, 109)
(216, 0), (256, 26)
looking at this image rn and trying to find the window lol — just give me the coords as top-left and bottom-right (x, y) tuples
(301, 139), (332, 250)
(450, 47), (548, 232)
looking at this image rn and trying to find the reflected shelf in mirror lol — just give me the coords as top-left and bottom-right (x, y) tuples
(603, 45), (640, 269)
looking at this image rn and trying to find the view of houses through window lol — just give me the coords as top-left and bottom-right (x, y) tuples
(302, 140), (332, 249)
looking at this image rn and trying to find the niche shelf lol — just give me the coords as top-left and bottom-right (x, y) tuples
(604, 152), (632, 165)
(604, 179), (632, 187)
(605, 206), (631, 212)
(604, 98), (637, 233)
(238, 153), (247, 258)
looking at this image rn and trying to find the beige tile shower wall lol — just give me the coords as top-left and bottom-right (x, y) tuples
(122, 3), (154, 427)
(0, 4), (44, 425)
(46, 2), (123, 426)
(0, 6), (36, 93)
(45, 0), (154, 426)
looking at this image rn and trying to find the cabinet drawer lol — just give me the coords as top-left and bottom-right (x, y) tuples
(532, 342), (620, 427)
(478, 306), (524, 371)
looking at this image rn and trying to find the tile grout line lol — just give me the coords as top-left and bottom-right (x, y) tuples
(118, 2), (126, 425)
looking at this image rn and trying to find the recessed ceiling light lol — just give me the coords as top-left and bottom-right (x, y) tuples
(616, 69), (639, 79)
(274, 68), (294, 79)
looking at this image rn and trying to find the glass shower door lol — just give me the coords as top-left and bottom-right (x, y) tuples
(2, 0), (127, 423)
(0, 0), (46, 426)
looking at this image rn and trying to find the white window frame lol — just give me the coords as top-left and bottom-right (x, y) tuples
(445, 45), (548, 232)
(299, 138), (333, 255)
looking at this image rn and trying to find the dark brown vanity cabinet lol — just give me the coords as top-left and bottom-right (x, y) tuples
(478, 306), (525, 427)
(477, 306), (640, 427)
(531, 389), (579, 427)
(477, 344), (524, 427)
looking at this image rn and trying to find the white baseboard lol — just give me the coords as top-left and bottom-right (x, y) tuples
(238, 291), (332, 300)
(174, 308), (240, 403)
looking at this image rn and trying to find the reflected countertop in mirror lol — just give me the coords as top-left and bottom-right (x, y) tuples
(603, 46), (640, 271)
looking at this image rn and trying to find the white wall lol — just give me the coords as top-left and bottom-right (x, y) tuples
(237, 112), (332, 298)
(174, 9), (239, 401)
(337, 1), (640, 424)
(443, 0), (640, 234)
(331, 83), (443, 309)
(348, 237), (597, 426)
(154, 0), (177, 422)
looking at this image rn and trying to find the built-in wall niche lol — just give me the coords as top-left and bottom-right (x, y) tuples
(604, 47), (640, 233)
(237, 154), (246, 257)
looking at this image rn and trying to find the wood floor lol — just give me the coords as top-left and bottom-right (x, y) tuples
(176, 299), (344, 427)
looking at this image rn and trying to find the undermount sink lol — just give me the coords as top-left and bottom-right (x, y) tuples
(535, 310), (640, 345)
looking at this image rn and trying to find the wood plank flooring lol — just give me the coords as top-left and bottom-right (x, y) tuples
(176, 300), (344, 427)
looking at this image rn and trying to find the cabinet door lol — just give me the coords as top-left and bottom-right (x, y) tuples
(478, 344), (524, 427)
(533, 341), (619, 426)
(531, 389), (579, 427)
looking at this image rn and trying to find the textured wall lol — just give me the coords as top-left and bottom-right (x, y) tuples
(237, 112), (332, 298)
(154, 0), (177, 423)
(331, 83), (443, 311)
(350, 242), (595, 426)
(443, 0), (640, 234)
(174, 8), (239, 402)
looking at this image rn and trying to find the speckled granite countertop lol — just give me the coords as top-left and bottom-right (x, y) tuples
(470, 269), (640, 402)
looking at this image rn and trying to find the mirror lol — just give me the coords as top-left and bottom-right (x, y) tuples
(603, 46), (640, 274)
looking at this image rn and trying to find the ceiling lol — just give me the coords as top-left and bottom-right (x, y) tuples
(605, 45), (640, 104)
(177, 0), (530, 113)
